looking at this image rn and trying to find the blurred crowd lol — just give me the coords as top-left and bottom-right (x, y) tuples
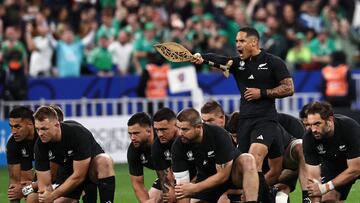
(0, 0), (359, 81)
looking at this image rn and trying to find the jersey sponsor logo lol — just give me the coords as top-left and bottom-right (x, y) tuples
(258, 63), (268, 70)
(256, 135), (264, 140)
(48, 150), (55, 160)
(207, 150), (215, 157)
(317, 144), (326, 154)
(140, 154), (148, 164)
(164, 149), (171, 161)
(248, 75), (254, 80)
(186, 151), (194, 161)
(338, 145), (347, 151)
(21, 148), (29, 157)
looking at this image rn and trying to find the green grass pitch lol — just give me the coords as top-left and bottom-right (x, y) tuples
(0, 164), (359, 202)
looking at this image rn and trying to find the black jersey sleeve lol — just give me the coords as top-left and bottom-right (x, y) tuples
(34, 139), (50, 171)
(151, 138), (170, 170)
(214, 128), (235, 164)
(270, 55), (291, 82)
(72, 126), (93, 161)
(171, 137), (189, 173)
(340, 117), (360, 159)
(127, 144), (144, 176)
(303, 132), (320, 165)
(6, 136), (21, 165)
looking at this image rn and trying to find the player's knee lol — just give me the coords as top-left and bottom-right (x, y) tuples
(292, 144), (304, 160)
(93, 154), (115, 176)
(238, 153), (256, 171)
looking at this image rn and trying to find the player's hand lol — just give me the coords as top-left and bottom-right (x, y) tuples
(163, 186), (176, 203)
(244, 87), (261, 101)
(38, 185), (54, 203)
(306, 178), (323, 197)
(175, 182), (196, 199)
(191, 53), (204, 64)
(8, 183), (23, 200)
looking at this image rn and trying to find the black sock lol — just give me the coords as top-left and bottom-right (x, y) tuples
(98, 176), (115, 203)
(82, 181), (97, 203)
(258, 172), (271, 203)
(245, 201), (257, 203)
(228, 193), (241, 203)
(302, 190), (311, 203)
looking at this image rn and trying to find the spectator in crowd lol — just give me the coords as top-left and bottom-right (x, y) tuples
(96, 8), (117, 42)
(50, 24), (95, 77)
(87, 32), (115, 77)
(132, 22), (158, 75)
(308, 30), (337, 69)
(108, 27), (133, 75)
(262, 16), (288, 59)
(25, 15), (54, 77)
(286, 32), (312, 71)
(298, 1), (324, 33)
(1, 25), (28, 100)
(321, 51), (356, 108)
(332, 19), (360, 68)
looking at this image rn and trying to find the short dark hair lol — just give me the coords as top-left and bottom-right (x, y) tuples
(177, 108), (202, 126)
(239, 27), (260, 40)
(225, 111), (239, 134)
(34, 106), (59, 122)
(153, 108), (176, 122)
(299, 103), (311, 119)
(306, 101), (334, 120)
(49, 104), (64, 122)
(128, 112), (152, 128)
(9, 106), (34, 123)
(200, 100), (224, 115)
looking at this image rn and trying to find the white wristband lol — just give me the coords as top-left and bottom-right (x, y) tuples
(318, 181), (335, 195)
(22, 184), (34, 196)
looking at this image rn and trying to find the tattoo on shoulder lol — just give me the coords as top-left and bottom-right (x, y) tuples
(267, 78), (294, 98)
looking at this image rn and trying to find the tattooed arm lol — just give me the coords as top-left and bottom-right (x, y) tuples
(156, 167), (176, 203)
(266, 77), (294, 98)
(193, 160), (233, 193)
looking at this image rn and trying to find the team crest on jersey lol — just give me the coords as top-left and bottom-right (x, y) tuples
(164, 149), (171, 161)
(140, 154), (148, 164)
(238, 61), (245, 70)
(21, 148), (29, 157)
(338, 145), (347, 151)
(317, 144), (326, 154)
(258, 63), (268, 70)
(48, 150), (55, 160)
(186, 151), (194, 161)
(207, 150), (215, 158)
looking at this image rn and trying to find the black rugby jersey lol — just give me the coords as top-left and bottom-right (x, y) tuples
(34, 121), (104, 171)
(303, 114), (360, 174)
(127, 143), (155, 176)
(7, 133), (38, 171)
(203, 51), (291, 118)
(278, 113), (305, 139)
(171, 124), (236, 181)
